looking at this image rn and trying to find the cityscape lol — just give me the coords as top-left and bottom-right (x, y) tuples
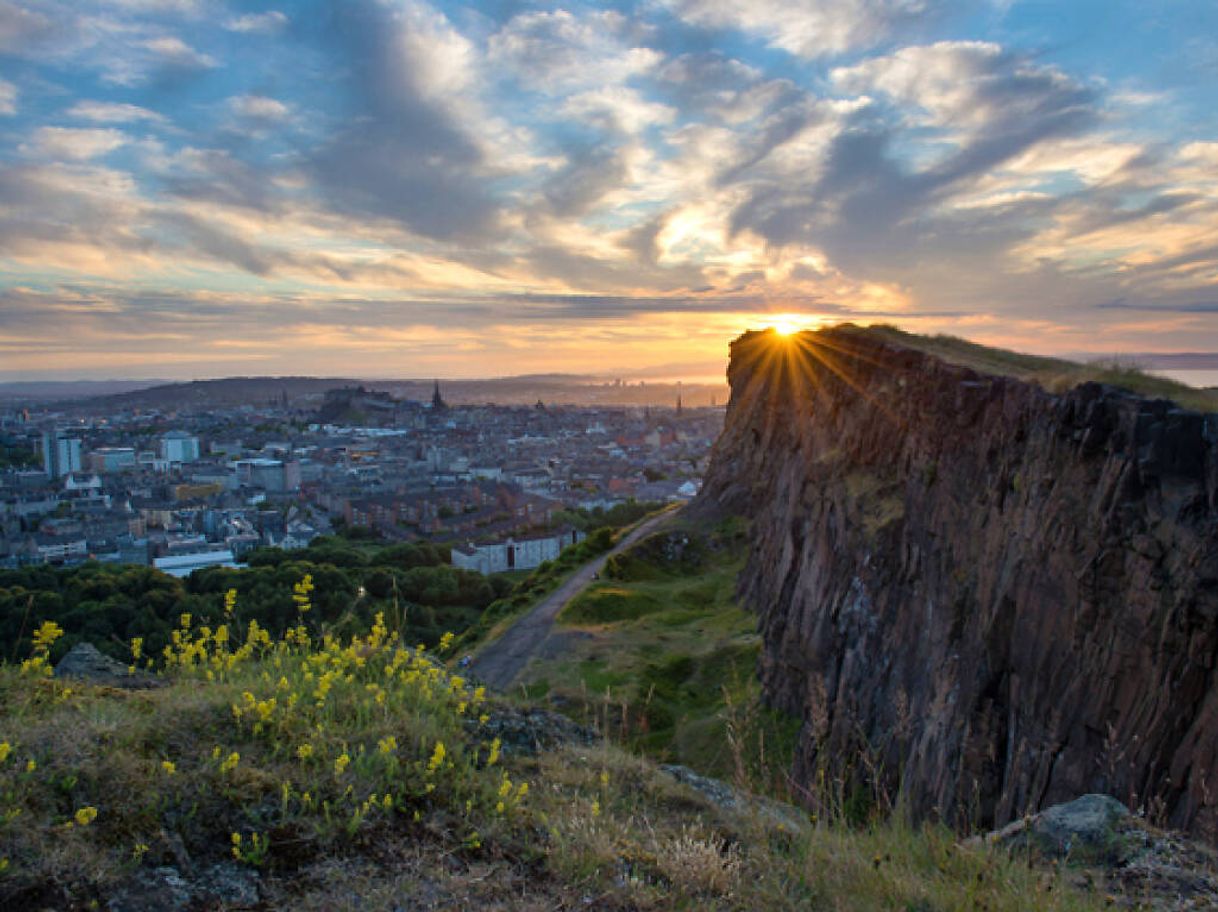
(0, 379), (721, 576)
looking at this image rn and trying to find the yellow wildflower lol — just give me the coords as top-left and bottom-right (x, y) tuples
(161, 760), (176, 775)
(334, 752), (350, 776)
(0, 742), (10, 763)
(74, 807), (98, 826)
(590, 800), (600, 817)
(377, 736), (397, 755)
(32, 621), (64, 650)
(220, 752), (240, 774)
(296, 743), (314, 760)
(486, 738), (501, 766)
(427, 741), (446, 772)
(25, 759), (35, 773)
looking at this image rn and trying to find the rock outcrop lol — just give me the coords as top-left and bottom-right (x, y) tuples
(697, 326), (1218, 838)
(54, 642), (165, 689)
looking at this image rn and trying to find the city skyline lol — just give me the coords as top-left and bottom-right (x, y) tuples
(2, 0), (1217, 379)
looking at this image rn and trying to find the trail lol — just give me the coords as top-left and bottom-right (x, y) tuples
(469, 511), (674, 691)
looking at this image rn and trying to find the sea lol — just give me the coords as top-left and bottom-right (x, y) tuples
(1151, 370), (1218, 389)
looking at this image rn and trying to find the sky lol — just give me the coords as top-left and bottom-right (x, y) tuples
(1, 0), (1216, 381)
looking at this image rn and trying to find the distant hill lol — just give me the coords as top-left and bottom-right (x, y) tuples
(40, 374), (729, 412)
(0, 379), (171, 405)
(76, 376), (363, 411)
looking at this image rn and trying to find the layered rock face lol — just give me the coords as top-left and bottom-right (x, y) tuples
(698, 326), (1218, 837)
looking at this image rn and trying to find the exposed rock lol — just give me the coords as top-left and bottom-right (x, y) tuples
(54, 643), (165, 690)
(661, 764), (806, 833)
(106, 866), (193, 912)
(980, 796), (1218, 910)
(982, 794), (1131, 860)
(697, 326), (1218, 838)
(106, 863), (259, 911)
(467, 706), (596, 756)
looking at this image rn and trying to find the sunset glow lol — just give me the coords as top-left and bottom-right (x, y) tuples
(767, 316), (811, 337)
(0, 1), (1215, 380)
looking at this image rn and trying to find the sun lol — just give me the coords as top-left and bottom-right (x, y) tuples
(766, 314), (810, 336)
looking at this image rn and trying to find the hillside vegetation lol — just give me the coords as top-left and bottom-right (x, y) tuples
(846, 324), (1218, 413)
(516, 517), (800, 793)
(0, 577), (1112, 910)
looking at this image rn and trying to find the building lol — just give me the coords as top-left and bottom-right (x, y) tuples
(153, 548), (238, 578)
(41, 431), (82, 478)
(235, 458), (301, 493)
(451, 528), (584, 574)
(160, 431), (201, 464)
(89, 447), (137, 473)
(35, 534), (88, 564)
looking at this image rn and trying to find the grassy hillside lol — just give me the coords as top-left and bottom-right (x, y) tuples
(0, 599), (1108, 911)
(514, 518), (806, 797)
(842, 324), (1218, 413)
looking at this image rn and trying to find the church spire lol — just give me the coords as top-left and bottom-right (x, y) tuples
(431, 379), (447, 411)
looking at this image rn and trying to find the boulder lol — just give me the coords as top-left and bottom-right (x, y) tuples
(466, 706), (595, 756)
(54, 643), (165, 690)
(982, 794), (1131, 860)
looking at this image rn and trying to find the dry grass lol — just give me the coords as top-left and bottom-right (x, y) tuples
(844, 324), (1218, 413)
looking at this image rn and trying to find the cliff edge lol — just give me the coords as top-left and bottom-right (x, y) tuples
(698, 325), (1218, 838)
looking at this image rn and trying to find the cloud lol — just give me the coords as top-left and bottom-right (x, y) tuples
(561, 86), (675, 135)
(108, 0), (204, 12)
(66, 100), (164, 123)
(140, 35), (216, 69)
(307, 0), (501, 241)
(0, 78), (15, 115)
(227, 94), (291, 122)
(665, 0), (943, 58)
(1097, 299), (1218, 314)
(0, 0), (55, 53)
(831, 41), (1091, 136)
(488, 9), (661, 93)
(223, 10), (287, 33)
(22, 127), (129, 161)
(725, 42), (1097, 268)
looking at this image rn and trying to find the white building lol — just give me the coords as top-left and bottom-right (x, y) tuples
(160, 431), (201, 464)
(41, 431), (82, 478)
(451, 529), (584, 574)
(154, 549), (238, 578)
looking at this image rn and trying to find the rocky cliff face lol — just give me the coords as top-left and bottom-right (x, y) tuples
(698, 326), (1218, 837)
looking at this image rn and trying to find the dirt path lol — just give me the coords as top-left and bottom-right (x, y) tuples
(469, 511), (675, 691)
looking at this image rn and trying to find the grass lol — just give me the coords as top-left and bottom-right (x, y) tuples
(458, 527), (618, 654)
(0, 588), (1111, 910)
(843, 324), (1218, 413)
(464, 505), (680, 658)
(516, 517), (800, 793)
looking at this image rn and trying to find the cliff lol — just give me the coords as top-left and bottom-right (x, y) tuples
(698, 325), (1218, 837)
